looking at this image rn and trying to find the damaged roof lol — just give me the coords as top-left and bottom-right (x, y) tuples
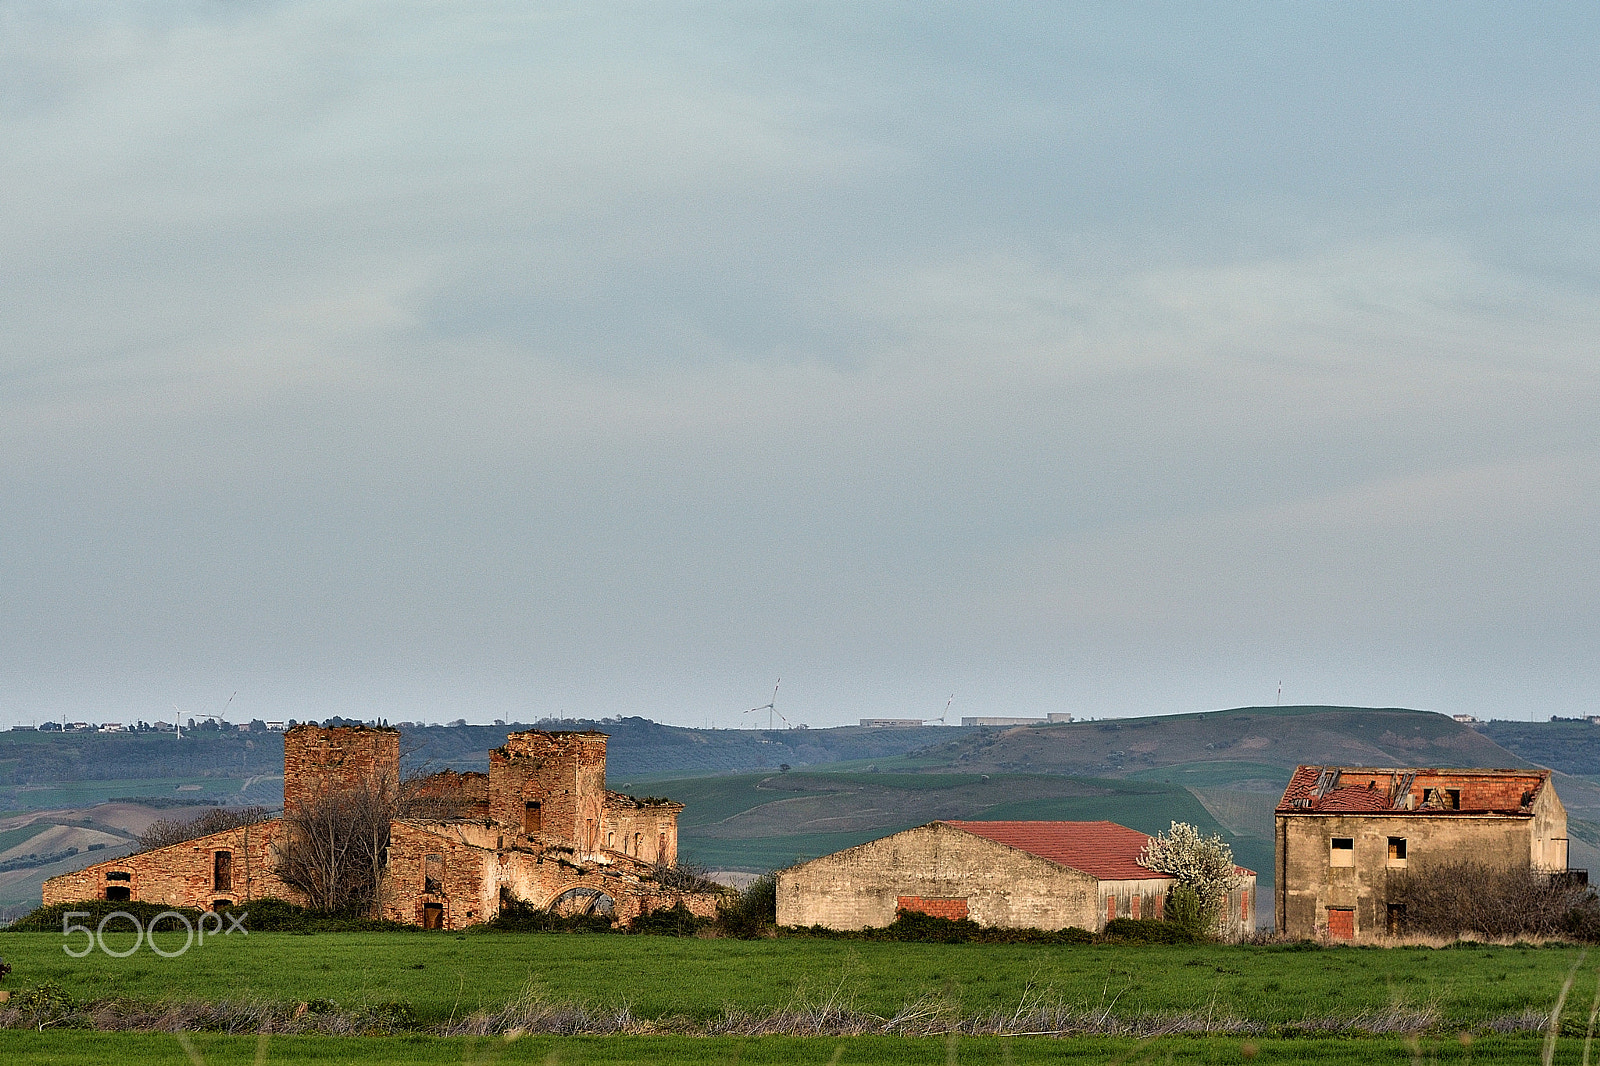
(940, 819), (1254, 880)
(1276, 765), (1550, 815)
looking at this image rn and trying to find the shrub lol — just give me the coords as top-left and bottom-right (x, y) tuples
(1140, 822), (1242, 934)
(3, 900), (206, 933)
(630, 902), (712, 937)
(485, 895), (615, 934)
(882, 909), (983, 943)
(717, 874), (776, 939)
(1102, 917), (1200, 944)
(137, 806), (272, 852)
(212, 897), (415, 933)
(1165, 883), (1214, 940)
(1393, 861), (1587, 939)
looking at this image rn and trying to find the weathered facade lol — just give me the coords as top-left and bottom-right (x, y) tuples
(777, 820), (1256, 937)
(1274, 765), (1571, 942)
(44, 725), (719, 929)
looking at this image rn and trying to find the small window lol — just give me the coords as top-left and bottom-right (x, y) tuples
(1388, 837), (1407, 864)
(106, 871), (131, 882)
(213, 850), (233, 891)
(424, 853), (444, 895)
(1446, 789), (1461, 810)
(106, 885), (131, 902)
(524, 801), (542, 835)
(1330, 837), (1355, 867)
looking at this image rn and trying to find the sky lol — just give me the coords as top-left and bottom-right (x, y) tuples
(3, 2), (1598, 729)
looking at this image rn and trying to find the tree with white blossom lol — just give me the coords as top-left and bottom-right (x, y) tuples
(1139, 821), (1244, 934)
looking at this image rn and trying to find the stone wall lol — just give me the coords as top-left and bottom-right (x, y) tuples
(1276, 810), (1545, 941)
(490, 730), (608, 857)
(777, 822), (1102, 931)
(283, 725), (400, 814)
(602, 793), (682, 865)
(43, 820), (301, 910)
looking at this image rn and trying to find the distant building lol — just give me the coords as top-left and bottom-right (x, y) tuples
(100, 723), (126, 732)
(961, 716), (1043, 727)
(1452, 714), (1481, 724)
(778, 820), (1256, 938)
(858, 719), (924, 728)
(265, 721), (288, 731)
(1047, 713), (1074, 723)
(10, 724), (36, 731)
(1274, 765), (1571, 942)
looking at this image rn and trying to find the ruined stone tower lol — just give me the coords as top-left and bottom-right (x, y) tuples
(282, 723), (401, 814)
(489, 730), (608, 858)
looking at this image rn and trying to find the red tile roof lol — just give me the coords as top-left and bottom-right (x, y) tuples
(941, 820), (1254, 881)
(1276, 765), (1548, 814)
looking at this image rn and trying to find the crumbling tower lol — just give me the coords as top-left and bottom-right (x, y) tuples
(489, 730), (608, 858)
(283, 724), (401, 814)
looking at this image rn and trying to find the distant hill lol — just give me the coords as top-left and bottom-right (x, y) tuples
(908, 706), (1529, 782)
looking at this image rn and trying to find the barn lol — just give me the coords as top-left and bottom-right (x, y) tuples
(776, 819), (1255, 937)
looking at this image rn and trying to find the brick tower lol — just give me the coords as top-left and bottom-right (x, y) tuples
(283, 724), (401, 814)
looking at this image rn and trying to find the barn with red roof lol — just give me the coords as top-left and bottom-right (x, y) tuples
(775, 819), (1256, 937)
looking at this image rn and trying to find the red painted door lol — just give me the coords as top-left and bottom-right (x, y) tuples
(1327, 907), (1355, 940)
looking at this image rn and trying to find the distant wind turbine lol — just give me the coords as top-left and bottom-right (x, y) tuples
(745, 680), (786, 730)
(940, 694), (954, 726)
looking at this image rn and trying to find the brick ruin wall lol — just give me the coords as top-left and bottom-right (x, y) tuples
(283, 724), (401, 814)
(43, 820), (301, 910)
(490, 730), (608, 853)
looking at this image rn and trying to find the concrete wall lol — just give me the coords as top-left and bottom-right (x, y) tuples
(1275, 810), (1553, 941)
(777, 822), (1103, 931)
(43, 820), (300, 910)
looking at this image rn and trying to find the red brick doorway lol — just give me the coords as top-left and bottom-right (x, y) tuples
(1327, 907), (1355, 941)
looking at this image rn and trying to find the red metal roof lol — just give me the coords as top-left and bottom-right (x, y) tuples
(941, 820), (1254, 881)
(1276, 765), (1548, 814)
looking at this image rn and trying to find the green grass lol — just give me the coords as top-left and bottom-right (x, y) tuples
(0, 1031), (1555, 1065)
(1, 777), (250, 812)
(0, 931), (1591, 1029)
(1123, 761), (1294, 788)
(0, 821), (53, 855)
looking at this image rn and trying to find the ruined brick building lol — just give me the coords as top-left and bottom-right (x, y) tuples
(777, 820), (1257, 938)
(44, 725), (720, 929)
(1274, 765), (1572, 941)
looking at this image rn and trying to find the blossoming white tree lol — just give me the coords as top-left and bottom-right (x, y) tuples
(1139, 821), (1244, 933)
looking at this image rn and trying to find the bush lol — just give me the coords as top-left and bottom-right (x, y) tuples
(717, 874), (776, 939)
(213, 898), (415, 933)
(3, 900), (206, 933)
(1165, 884), (1214, 941)
(1393, 861), (1587, 939)
(881, 909), (984, 943)
(485, 895), (616, 934)
(630, 902), (713, 937)
(1102, 917), (1200, 944)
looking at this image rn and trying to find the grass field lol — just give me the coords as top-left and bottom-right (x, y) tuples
(0, 1030), (1557, 1065)
(0, 931), (1592, 1029)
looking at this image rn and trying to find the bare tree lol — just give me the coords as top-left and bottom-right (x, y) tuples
(275, 784), (394, 914)
(137, 806), (273, 853)
(1393, 861), (1586, 938)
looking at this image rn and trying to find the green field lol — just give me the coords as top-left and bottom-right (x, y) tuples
(3, 932), (1598, 1063)
(1, 777), (252, 811)
(0, 931), (1591, 1028)
(0, 1030), (1557, 1065)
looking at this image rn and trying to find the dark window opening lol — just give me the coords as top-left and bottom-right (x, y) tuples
(213, 899), (232, 910)
(106, 871), (131, 881)
(1387, 903), (1407, 935)
(1331, 838), (1354, 850)
(524, 801), (542, 835)
(1446, 789), (1461, 810)
(213, 850), (233, 891)
(1388, 837), (1407, 860)
(105, 885), (131, 902)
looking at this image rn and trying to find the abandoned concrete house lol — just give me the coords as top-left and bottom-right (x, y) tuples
(1274, 765), (1573, 942)
(777, 820), (1257, 937)
(44, 724), (721, 929)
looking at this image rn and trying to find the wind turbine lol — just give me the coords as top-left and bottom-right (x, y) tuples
(939, 694), (954, 726)
(745, 680), (786, 730)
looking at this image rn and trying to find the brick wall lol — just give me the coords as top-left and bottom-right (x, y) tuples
(897, 896), (969, 920)
(490, 731), (608, 856)
(283, 725), (400, 814)
(44, 820), (301, 910)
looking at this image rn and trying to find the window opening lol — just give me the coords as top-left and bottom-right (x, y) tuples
(213, 851), (233, 891)
(424, 853), (444, 895)
(524, 801), (542, 834)
(1330, 837), (1355, 867)
(1388, 837), (1407, 863)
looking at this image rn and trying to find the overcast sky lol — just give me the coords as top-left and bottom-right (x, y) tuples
(3, 2), (1597, 729)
